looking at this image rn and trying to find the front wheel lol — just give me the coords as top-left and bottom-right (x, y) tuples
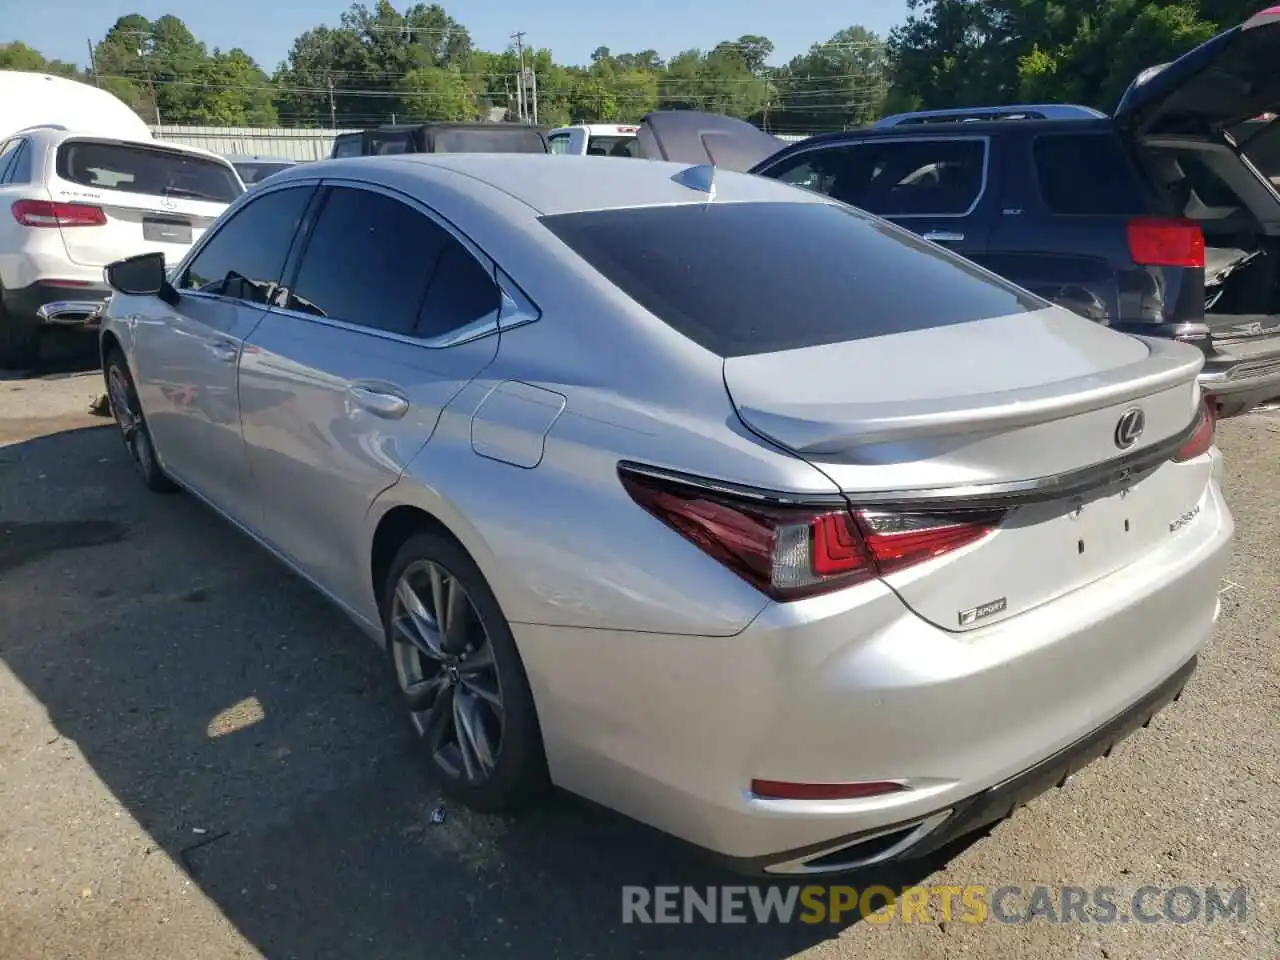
(105, 348), (176, 493)
(383, 530), (550, 813)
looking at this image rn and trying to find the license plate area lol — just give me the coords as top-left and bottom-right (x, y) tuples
(142, 217), (192, 244)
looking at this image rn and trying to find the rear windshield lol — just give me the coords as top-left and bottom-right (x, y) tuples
(540, 201), (1043, 357)
(57, 141), (242, 203)
(1033, 133), (1149, 216)
(586, 135), (642, 158)
(233, 161), (293, 184)
(432, 128), (548, 154)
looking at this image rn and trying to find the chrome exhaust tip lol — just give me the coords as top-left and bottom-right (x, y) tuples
(36, 300), (106, 325)
(763, 810), (952, 876)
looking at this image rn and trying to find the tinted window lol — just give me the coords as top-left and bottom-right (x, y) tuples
(368, 132), (415, 155)
(332, 136), (363, 158)
(179, 186), (314, 302)
(768, 139), (986, 216)
(541, 201), (1042, 358)
(432, 129), (547, 154)
(548, 134), (571, 155)
(233, 161), (294, 185)
(288, 187), (450, 335)
(0, 138), (21, 182)
(7, 141), (33, 184)
(57, 141), (242, 203)
(416, 240), (500, 339)
(1034, 134), (1148, 215)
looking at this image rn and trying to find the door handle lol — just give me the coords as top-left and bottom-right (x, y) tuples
(922, 231), (965, 243)
(348, 384), (410, 419)
(205, 340), (238, 363)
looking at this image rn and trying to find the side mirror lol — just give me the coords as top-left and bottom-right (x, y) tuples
(105, 252), (179, 306)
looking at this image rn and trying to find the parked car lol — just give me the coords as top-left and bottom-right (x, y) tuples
(637, 7), (1280, 418)
(326, 122), (549, 158)
(99, 152), (1230, 876)
(0, 125), (244, 367)
(223, 153), (297, 187)
(547, 123), (643, 157)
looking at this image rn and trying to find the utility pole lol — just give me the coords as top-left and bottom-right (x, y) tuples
(138, 44), (160, 126)
(511, 31), (527, 123)
(327, 76), (336, 128)
(530, 68), (539, 126)
(86, 39), (101, 87)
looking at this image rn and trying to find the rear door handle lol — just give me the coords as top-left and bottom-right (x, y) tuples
(922, 231), (965, 243)
(206, 340), (238, 363)
(348, 384), (410, 419)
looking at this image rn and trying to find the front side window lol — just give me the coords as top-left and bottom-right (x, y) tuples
(764, 139), (987, 217)
(57, 140), (242, 203)
(179, 185), (314, 302)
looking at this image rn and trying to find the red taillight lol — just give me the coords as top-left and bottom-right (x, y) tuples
(750, 779), (909, 801)
(1172, 397), (1217, 462)
(1127, 217), (1205, 268)
(11, 199), (106, 228)
(618, 467), (1003, 601)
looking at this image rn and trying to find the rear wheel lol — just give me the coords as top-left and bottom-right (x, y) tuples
(382, 530), (549, 812)
(105, 348), (176, 493)
(0, 300), (41, 370)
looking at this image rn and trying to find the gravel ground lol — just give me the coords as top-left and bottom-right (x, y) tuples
(0, 364), (1277, 959)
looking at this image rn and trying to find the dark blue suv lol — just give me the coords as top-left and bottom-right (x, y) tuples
(637, 7), (1280, 417)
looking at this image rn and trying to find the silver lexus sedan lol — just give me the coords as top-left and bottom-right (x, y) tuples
(98, 153), (1233, 875)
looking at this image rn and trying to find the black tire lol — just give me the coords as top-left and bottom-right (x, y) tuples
(382, 530), (550, 813)
(104, 347), (177, 493)
(0, 301), (41, 370)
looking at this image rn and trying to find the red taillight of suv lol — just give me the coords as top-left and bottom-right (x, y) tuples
(1172, 396), (1217, 462)
(11, 199), (106, 228)
(618, 465), (1003, 601)
(1126, 217), (1205, 268)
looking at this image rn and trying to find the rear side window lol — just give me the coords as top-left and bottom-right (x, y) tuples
(541, 201), (1042, 358)
(767, 139), (987, 216)
(1033, 134), (1149, 215)
(57, 141), (242, 203)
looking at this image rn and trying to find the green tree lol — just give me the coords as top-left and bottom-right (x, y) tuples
(771, 27), (888, 132)
(0, 41), (82, 78)
(396, 65), (476, 120)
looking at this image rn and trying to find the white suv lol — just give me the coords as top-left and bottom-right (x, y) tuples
(0, 126), (244, 368)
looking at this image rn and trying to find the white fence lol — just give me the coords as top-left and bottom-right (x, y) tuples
(150, 126), (343, 161)
(150, 125), (815, 160)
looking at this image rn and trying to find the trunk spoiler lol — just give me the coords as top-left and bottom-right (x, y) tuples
(733, 337), (1203, 453)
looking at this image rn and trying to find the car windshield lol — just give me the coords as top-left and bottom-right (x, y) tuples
(540, 200), (1043, 357)
(57, 141), (242, 203)
(233, 161), (294, 184)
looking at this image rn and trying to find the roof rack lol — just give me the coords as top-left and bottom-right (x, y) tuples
(873, 104), (1106, 128)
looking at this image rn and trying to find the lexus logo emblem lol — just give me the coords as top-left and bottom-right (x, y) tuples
(1114, 408), (1146, 450)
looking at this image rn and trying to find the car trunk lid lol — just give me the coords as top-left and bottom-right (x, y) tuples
(722, 310), (1210, 630)
(635, 110), (787, 171)
(1114, 7), (1280, 137)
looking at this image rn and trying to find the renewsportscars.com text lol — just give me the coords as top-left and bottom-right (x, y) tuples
(621, 884), (1248, 926)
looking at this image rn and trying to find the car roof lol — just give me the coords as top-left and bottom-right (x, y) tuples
(274, 152), (825, 217)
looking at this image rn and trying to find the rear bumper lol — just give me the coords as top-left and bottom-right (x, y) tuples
(514, 476), (1234, 874)
(1198, 332), (1280, 415)
(722, 654), (1198, 875)
(2, 280), (111, 327)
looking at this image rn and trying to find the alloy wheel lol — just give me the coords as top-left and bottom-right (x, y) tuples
(107, 364), (153, 477)
(390, 559), (505, 783)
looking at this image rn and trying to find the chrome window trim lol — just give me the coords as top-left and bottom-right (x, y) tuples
(758, 135), (992, 220)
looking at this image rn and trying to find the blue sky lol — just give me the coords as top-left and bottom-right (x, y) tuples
(13, 0), (911, 72)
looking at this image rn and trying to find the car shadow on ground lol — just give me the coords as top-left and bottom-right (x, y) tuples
(0, 424), (986, 959)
